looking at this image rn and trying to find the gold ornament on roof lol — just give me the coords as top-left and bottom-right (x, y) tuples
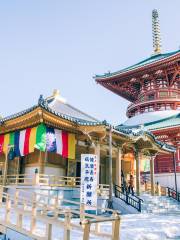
(152, 9), (162, 55)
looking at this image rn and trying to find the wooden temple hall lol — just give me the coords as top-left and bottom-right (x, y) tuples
(0, 90), (175, 195)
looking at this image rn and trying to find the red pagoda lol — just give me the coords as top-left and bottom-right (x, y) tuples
(95, 10), (180, 179)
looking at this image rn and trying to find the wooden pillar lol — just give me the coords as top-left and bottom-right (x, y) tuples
(150, 156), (155, 196)
(135, 151), (141, 196)
(112, 213), (121, 240)
(39, 151), (46, 174)
(2, 152), (8, 187)
(116, 147), (122, 187)
(5, 195), (11, 223)
(30, 193), (36, 234)
(64, 211), (71, 240)
(82, 219), (90, 240)
(17, 213), (23, 228)
(108, 127), (113, 201)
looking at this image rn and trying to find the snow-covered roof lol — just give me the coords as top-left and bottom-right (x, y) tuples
(47, 91), (99, 123)
(123, 110), (180, 127)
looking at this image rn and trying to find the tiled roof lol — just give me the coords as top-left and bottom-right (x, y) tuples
(0, 94), (176, 153)
(144, 113), (180, 131)
(0, 95), (104, 127)
(95, 49), (180, 79)
(47, 95), (98, 123)
(115, 125), (176, 152)
(124, 110), (180, 126)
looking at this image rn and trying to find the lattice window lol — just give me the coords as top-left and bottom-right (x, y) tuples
(148, 94), (155, 100)
(159, 91), (168, 98)
(144, 80), (154, 90)
(171, 92), (178, 97)
(139, 95), (145, 102)
(172, 78), (180, 89)
(156, 78), (167, 88)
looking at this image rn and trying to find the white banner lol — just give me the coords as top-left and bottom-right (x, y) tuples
(80, 154), (99, 210)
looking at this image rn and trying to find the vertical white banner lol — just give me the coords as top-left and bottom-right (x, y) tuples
(80, 154), (99, 210)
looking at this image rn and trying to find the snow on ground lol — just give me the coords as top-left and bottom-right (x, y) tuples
(0, 208), (180, 239)
(119, 213), (180, 240)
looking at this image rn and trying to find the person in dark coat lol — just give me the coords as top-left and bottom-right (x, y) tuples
(128, 174), (134, 195)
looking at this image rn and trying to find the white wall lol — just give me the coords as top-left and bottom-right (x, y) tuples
(25, 166), (65, 177)
(155, 173), (180, 191)
(44, 166), (65, 177)
(25, 167), (39, 175)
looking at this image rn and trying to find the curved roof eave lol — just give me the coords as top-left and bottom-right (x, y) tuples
(95, 49), (180, 80)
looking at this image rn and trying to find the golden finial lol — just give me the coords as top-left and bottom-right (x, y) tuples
(152, 9), (162, 55)
(53, 89), (60, 97)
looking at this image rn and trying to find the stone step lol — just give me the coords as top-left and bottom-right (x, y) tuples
(140, 194), (180, 214)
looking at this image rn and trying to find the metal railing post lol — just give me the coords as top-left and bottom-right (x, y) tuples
(139, 200), (142, 212)
(167, 187), (170, 197)
(126, 191), (129, 204)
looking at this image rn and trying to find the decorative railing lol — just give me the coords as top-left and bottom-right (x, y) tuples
(167, 187), (180, 202)
(0, 186), (120, 240)
(98, 184), (110, 197)
(39, 174), (81, 186)
(0, 174), (81, 187)
(127, 96), (180, 111)
(141, 179), (167, 196)
(114, 184), (143, 212)
(0, 174), (110, 197)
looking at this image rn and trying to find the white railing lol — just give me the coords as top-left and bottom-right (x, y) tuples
(0, 186), (120, 240)
(0, 174), (81, 187)
(141, 181), (167, 196)
(0, 174), (110, 197)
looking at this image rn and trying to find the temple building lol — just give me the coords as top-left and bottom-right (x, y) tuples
(0, 89), (175, 196)
(95, 10), (180, 188)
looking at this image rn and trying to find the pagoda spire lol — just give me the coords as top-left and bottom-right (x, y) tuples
(152, 9), (162, 55)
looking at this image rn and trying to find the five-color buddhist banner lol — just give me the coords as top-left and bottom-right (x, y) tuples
(0, 124), (76, 159)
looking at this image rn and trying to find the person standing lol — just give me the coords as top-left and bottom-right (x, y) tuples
(128, 175), (134, 195)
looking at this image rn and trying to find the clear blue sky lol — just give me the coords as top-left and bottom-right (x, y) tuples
(0, 1), (179, 125)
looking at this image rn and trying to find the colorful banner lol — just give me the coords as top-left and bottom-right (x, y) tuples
(80, 154), (99, 210)
(0, 124), (76, 159)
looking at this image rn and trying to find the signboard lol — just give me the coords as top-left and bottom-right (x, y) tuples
(80, 154), (99, 210)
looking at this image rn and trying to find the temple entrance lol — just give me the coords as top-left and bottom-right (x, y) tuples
(7, 157), (19, 175)
(76, 162), (81, 178)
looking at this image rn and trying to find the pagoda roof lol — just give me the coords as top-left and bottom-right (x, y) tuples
(124, 110), (180, 127)
(95, 49), (180, 80)
(144, 113), (180, 131)
(118, 111), (179, 139)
